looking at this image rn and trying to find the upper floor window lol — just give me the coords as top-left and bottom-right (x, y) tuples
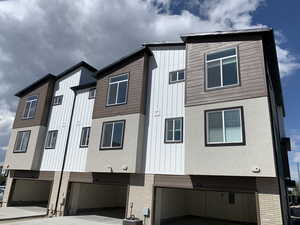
(206, 48), (239, 89)
(165, 117), (183, 143)
(23, 96), (38, 119)
(100, 120), (125, 149)
(206, 107), (244, 146)
(45, 130), (58, 149)
(107, 74), (129, 106)
(88, 88), (96, 99)
(14, 130), (31, 153)
(52, 95), (63, 106)
(80, 127), (91, 148)
(169, 70), (185, 84)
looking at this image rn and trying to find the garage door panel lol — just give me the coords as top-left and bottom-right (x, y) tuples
(66, 182), (128, 219)
(155, 188), (257, 225)
(9, 179), (52, 207)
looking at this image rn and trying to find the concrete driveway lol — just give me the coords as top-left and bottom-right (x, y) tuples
(5, 215), (123, 225)
(0, 206), (47, 222)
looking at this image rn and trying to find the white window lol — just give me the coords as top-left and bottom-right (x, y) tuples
(88, 88), (96, 99)
(100, 120), (125, 149)
(165, 118), (183, 143)
(80, 127), (90, 147)
(169, 70), (185, 83)
(23, 96), (38, 119)
(206, 48), (239, 89)
(52, 95), (63, 106)
(107, 74), (128, 106)
(14, 131), (31, 153)
(45, 130), (58, 149)
(206, 107), (244, 145)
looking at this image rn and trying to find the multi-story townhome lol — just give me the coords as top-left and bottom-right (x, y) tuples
(2, 28), (292, 225)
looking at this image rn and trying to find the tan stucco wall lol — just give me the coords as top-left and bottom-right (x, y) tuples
(185, 96), (276, 177)
(86, 113), (145, 173)
(4, 125), (47, 170)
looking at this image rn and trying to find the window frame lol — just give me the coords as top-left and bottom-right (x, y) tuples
(205, 106), (245, 146)
(88, 88), (96, 99)
(45, 130), (58, 149)
(13, 130), (31, 153)
(79, 127), (91, 148)
(106, 73), (129, 107)
(52, 95), (63, 106)
(205, 47), (240, 91)
(169, 69), (185, 84)
(22, 95), (38, 120)
(99, 120), (125, 150)
(164, 117), (183, 144)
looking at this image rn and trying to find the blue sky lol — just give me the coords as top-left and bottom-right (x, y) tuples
(0, 0), (299, 179)
(251, 1), (300, 180)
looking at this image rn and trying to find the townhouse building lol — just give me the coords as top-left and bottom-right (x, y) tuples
(2, 28), (292, 225)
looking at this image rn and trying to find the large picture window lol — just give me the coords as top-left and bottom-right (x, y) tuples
(45, 130), (58, 149)
(107, 73), (129, 106)
(80, 127), (91, 148)
(165, 117), (183, 143)
(206, 107), (244, 146)
(100, 120), (125, 149)
(206, 48), (239, 89)
(23, 96), (38, 119)
(14, 131), (31, 153)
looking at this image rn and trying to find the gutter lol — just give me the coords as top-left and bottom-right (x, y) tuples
(54, 90), (77, 216)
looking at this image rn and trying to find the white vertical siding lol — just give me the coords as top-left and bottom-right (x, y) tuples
(145, 46), (186, 174)
(40, 70), (82, 171)
(64, 89), (94, 172)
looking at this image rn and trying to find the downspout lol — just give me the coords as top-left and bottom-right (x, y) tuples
(54, 89), (77, 216)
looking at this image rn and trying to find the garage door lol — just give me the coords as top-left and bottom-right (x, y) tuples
(154, 188), (257, 225)
(8, 179), (52, 208)
(65, 182), (128, 219)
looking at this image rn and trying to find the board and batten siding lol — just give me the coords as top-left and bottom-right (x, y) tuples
(40, 71), (82, 171)
(185, 35), (268, 106)
(145, 46), (185, 175)
(64, 89), (94, 172)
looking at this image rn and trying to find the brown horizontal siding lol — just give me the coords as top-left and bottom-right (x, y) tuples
(93, 53), (148, 119)
(185, 35), (268, 107)
(13, 80), (55, 129)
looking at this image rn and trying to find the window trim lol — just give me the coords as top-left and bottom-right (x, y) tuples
(52, 95), (63, 106)
(205, 46), (240, 91)
(22, 95), (38, 120)
(106, 73), (129, 107)
(45, 130), (58, 149)
(169, 69), (185, 84)
(164, 117), (184, 144)
(204, 106), (246, 147)
(13, 130), (31, 153)
(99, 120), (125, 150)
(79, 127), (91, 148)
(88, 88), (96, 99)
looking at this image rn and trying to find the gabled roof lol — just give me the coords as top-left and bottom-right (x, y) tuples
(15, 73), (56, 97)
(180, 27), (272, 41)
(56, 61), (97, 79)
(94, 47), (151, 78)
(142, 41), (185, 47)
(15, 61), (97, 97)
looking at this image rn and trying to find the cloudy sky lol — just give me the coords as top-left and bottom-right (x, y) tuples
(0, 0), (299, 178)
